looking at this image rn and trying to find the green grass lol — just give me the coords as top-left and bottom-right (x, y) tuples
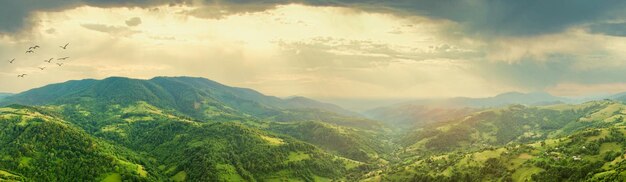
(216, 164), (244, 181)
(512, 167), (543, 182)
(600, 142), (621, 154)
(603, 154), (626, 169)
(171, 171), (187, 182)
(137, 165), (148, 177)
(121, 102), (162, 115)
(101, 173), (122, 182)
(19, 157), (32, 167)
(0, 170), (19, 180)
(164, 166), (177, 174)
(313, 175), (332, 182)
(580, 103), (624, 122)
(507, 153), (533, 169)
(124, 116), (154, 122)
(260, 135), (285, 146)
(261, 170), (302, 182)
(586, 130), (609, 142)
(286, 152), (310, 163)
(591, 170), (617, 181)
(472, 148), (506, 162)
(116, 159), (147, 178)
(344, 160), (361, 170)
(0, 170), (17, 176)
(101, 125), (127, 136)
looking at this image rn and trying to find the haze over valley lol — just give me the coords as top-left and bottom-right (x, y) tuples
(2, 0), (626, 181)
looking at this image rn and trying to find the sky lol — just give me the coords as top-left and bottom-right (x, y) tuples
(1, 0), (626, 101)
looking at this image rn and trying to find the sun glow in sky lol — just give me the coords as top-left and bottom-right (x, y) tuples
(2, 1), (626, 100)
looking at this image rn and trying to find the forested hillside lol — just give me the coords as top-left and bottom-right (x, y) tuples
(364, 101), (626, 181)
(0, 105), (159, 181)
(0, 77), (355, 120)
(4, 77), (626, 181)
(0, 77), (383, 181)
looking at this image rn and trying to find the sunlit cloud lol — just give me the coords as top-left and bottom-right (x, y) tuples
(1, 2), (626, 100)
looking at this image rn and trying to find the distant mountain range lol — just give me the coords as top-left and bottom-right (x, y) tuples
(381, 100), (626, 181)
(365, 91), (626, 127)
(419, 91), (566, 108)
(0, 93), (12, 100)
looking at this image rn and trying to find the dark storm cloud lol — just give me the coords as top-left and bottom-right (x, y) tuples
(589, 22), (626, 37)
(379, 0), (626, 37)
(0, 0), (188, 34)
(191, 0), (626, 37)
(2, 0), (626, 37)
(473, 54), (626, 90)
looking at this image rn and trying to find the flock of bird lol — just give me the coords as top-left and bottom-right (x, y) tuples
(8, 43), (71, 78)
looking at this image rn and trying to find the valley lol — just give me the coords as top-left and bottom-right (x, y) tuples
(2, 77), (626, 181)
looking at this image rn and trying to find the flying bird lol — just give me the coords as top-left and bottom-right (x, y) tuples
(8, 58), (15, 63)
(39, 67), (46, 70)
(58, 57), (70, 60)
(59, 43), (69, 49)
(17, 74), (27, 78)
(44, 58), (53, 63)
(26, 50), (34, 54)
(56, 63), (64, 66)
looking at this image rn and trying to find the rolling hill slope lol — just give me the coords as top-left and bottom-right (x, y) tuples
(368, 101), (626, 181)
(398, 101), (618, 153)
(0, 105), (161, 181)
(8, 76), (626, 181)
(0, 76), (357, 120)
(0, 102), (359, 181)
(0, 77), (385, 181)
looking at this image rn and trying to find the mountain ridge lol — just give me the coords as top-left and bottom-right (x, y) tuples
(0, 76), (357, 119)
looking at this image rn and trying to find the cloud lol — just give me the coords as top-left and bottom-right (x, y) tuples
(2, 3), (626, 99)
(589, 22), (626, 37)
(3, 0), (626, 38)
(386, 0), (626, 37)
(182, 2), (281, 19)
(125, 17), (142, 26)
(81, 23), (141, 36)
(473, 54), (626, 91)
(187, 0), (626, 37)
(278, 37), (478, 69)
(0, 0), (187, 34)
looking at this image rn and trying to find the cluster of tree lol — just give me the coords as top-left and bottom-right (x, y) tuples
(0, 107), (158, 181)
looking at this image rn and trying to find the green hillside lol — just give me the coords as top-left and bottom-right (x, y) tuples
(0, 105), (160, 181)
(268, 121), (392, 162)
(0, 77), (355, 120)
(6, 76), (626, 181)
(371, 126), (626, 181)
(0, 102), (357, 181)
(398, 101), (612, 154)
(366, 101), (626, 181)
(0, 77), (381, 181)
